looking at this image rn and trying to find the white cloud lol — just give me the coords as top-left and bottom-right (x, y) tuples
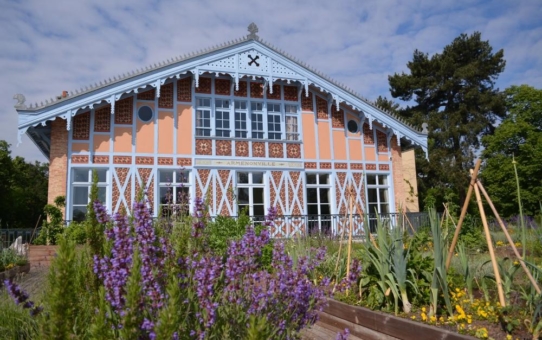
(1, 0), (541, 162)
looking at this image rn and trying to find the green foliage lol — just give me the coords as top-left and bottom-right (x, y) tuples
(481, 85), (542, 217)
(34, 196), (66, 246)
(62, 221), (87, 244)
(206, 212), (251, 255)
(389, 32), (506, 209)
(428, 209), (453, 316)
(86, 170), (105, 256)
(119, 247), (144, 339)
(457, 242), (475, 302)
(0, 140), (49, 229)
(0, 289), (39, 339)
(0, 248), (27, 271)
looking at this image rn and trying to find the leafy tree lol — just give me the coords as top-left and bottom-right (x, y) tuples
(388, 32), (506, 209)
(374, 95), (400, 115)
(0, 141), (49, 229)
(481, 85), (542, 216)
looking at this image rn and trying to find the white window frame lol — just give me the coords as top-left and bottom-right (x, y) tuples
(285, 104), (299, 141)
(306, 173), (332, 234)
(158, 169), (192, 216)
(267, 103), (282, 140)
(196, 98), (212, 137)
(71, 168), (108, 222)
(234, 100), (248, 138)
(215, 99), (231, 137)
(250, 102), (265, 139)
(236, 171), (266, 217)
(366, 174), (390, 215)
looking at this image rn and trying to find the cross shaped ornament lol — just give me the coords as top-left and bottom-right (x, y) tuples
(248, 54), (260, 67)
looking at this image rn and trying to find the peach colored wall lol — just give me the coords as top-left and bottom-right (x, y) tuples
(332, 130), (347, 160)
(302, 113), (317, 159)
(72, 143), (88, 152)
(378, 154), (389, 162)
(348, 139), (362, 161)
(93, 134), (110, 152)
(317, 121), (331, 159)
(177, 104), (192, 155)
(158, 111), (174, 154)
(365, 147), (376, 161)
(114, 127), (132, 153)
(136, 102), (155, 153)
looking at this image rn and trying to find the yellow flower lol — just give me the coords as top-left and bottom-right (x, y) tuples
(475, 327), (488, 339)
(411, 315), (416, 320)
(422, 307), (426, 313)
(515, 242), (521, 247)
(430, 315), (437, 323)
(505, 335), (512, 340)
(421, 312), (427, 322)
(439, 316), (445, 323)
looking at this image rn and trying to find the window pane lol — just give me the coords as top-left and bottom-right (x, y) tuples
(319, 188), (330, 203)
(251, 102), (263, 111)
(307, 188), (318, 203)
(320, 203), (331, 215)
(237, 188), (249, 204)
(306, 174), (317, 185)
(235, 101), (246, 109)
(73, 169), (88, 182)
(367, 175), (377, 185)
(253, 205), (265, 216)
(252, 172), (263, 184)
(285, 105), (297, 114)
(160, 187), (174, 204)
(96, 169), (107, 183)
(72, 206), (87, 222)
(379, 175), (388, 186)
(380, 203), (389, 214)
(379, 189), (389, 203)
(98, 187), (106, 203)
(307, 204), (319, 215)
(237, 172), (249, 184)
(367, 188), (377, 203)
(319, 174), (329, 185)
(253, 188), (264, 204)
(177, 187), (190, 205)
(73, 187), (89, 205)
(160, 170), (175, 183)
(369, 204), (379, 214)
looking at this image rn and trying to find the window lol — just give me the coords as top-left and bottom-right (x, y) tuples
(235, 101), (248, 138)
(366, 174), (389, 214)
(285, 104), (299, 141)
(196, 98), (211, 136)
(347, 120), (358, 133)
(251, 102), (264, 139)
(267, 103), (282, 140)
(215, 99), (230, 137)
(306, 173), (332, 234)
(138, 106), (153, 122)
(159, 169), (191, 216)
(237, 172), (265, 216)
(71, 168), (107, 222)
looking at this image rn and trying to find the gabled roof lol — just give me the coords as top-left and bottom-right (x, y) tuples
(15, 23), (428, 159)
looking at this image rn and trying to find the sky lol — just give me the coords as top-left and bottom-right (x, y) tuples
(1, 0), (541, 163)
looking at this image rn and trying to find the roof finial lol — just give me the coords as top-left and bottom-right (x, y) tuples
(247, 22), (259, 40)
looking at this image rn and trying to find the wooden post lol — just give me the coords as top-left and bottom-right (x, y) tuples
(476, 180), (541, 294)
(446, 159), (482, 269)
(472, 172), (506, 307)
(346, 184), (354, 295)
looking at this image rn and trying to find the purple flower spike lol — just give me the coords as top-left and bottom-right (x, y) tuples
(336, 328), (350, 340)
(4, 279), (42, 316)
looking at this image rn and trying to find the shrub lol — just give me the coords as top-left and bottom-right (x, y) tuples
(33, 196), (65, 245)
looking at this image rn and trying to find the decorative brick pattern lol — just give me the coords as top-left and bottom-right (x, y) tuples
(195, 139), (212, 155)
(177, 158), (192, 167)
(73, 112), (90, 140)
(158, 157), (173, 165)
(113, 156), (132, 164)
(234, 81), (248, 97)
(235, 141), (249, 157)
(269, 171), (285, 215)
(116, 168), (130, 213)
(48, 119), (68, 215)
(351, 163), (364, 170)
(115, 98), (133, 125)
(177, 77), (192, 102)
(71, 155), (89, 164)
(216, 140), (232, 156)
(334, 163), (348, 169)
(196, 169), (211, 199)
(289, 172), (304, 216)
(391, 136), (408, 211)
(366, 163), (377, 171)
(136, 168), (154, 209)
(250, 82), (264, 98)
(195, 77), (212, 94)
(286, 144), (301, 158)
(320, 162), (332, 169)
(377, 130), (388, 152)
(301, 92), (313, 111)
(316, 96), (328, 119)
(267, 84), (281, 100)
(353, 172), (366, 215)
(252, 142), (265, 157)
(158, 82), (174, 109)
(283, 85), (298, 102)
(336, 172), (348, 214)
(93, 156), (109, 164)
(332, 108), (345, 128)
(137, 88), (156, 100)
(304, 162), (317, 169)
(215, 79), (231, 96)
(379, 164), (390, 171)
(217, 170), (233, 216)
(268, 143), (284, 158)
(94, 106), (111, 132)
(363, 123), (374, 145)
(135, 156), (154, 165)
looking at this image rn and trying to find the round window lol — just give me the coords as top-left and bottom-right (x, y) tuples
(347, 120), (359, 133)
(138, 106), (153, 122)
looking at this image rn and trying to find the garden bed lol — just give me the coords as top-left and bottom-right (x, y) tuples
(320, 299), (476, 340)
(0, 263), (31, 283)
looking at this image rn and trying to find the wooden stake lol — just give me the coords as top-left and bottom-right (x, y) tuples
(346, 184), (355, 295)
(473, 171), (506, 307)
(476, 180), (541, 294)
(446, 159), (482, 269)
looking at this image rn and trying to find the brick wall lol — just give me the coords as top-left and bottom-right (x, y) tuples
(400, 149), (420, 212)
(391, 136), (406, 212)
(48, 118), (68, 217)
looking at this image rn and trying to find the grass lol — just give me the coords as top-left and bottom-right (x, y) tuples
(0, 289), (39, 339)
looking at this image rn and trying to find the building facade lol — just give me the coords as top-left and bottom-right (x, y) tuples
(16, 25), (427, 237)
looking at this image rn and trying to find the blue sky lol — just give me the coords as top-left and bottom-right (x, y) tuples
(1, 0), (541, 162)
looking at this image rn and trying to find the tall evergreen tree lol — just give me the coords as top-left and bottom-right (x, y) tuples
(388, 32), (506, 209)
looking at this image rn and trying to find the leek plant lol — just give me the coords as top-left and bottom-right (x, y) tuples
(512, 156), (526, 259)
(457, 242), (475, 302)
(482, 258), (519, 305)
(428, 209), (453, 316)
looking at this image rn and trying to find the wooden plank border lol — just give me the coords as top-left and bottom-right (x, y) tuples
(322, 299), (476, 340)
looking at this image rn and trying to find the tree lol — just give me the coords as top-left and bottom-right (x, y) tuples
(0, 141), (49, 229)
(481, 85), (542, 216)
(388, 32), (506, 209)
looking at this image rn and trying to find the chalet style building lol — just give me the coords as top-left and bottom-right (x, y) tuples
(15, 24), (427, 237)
